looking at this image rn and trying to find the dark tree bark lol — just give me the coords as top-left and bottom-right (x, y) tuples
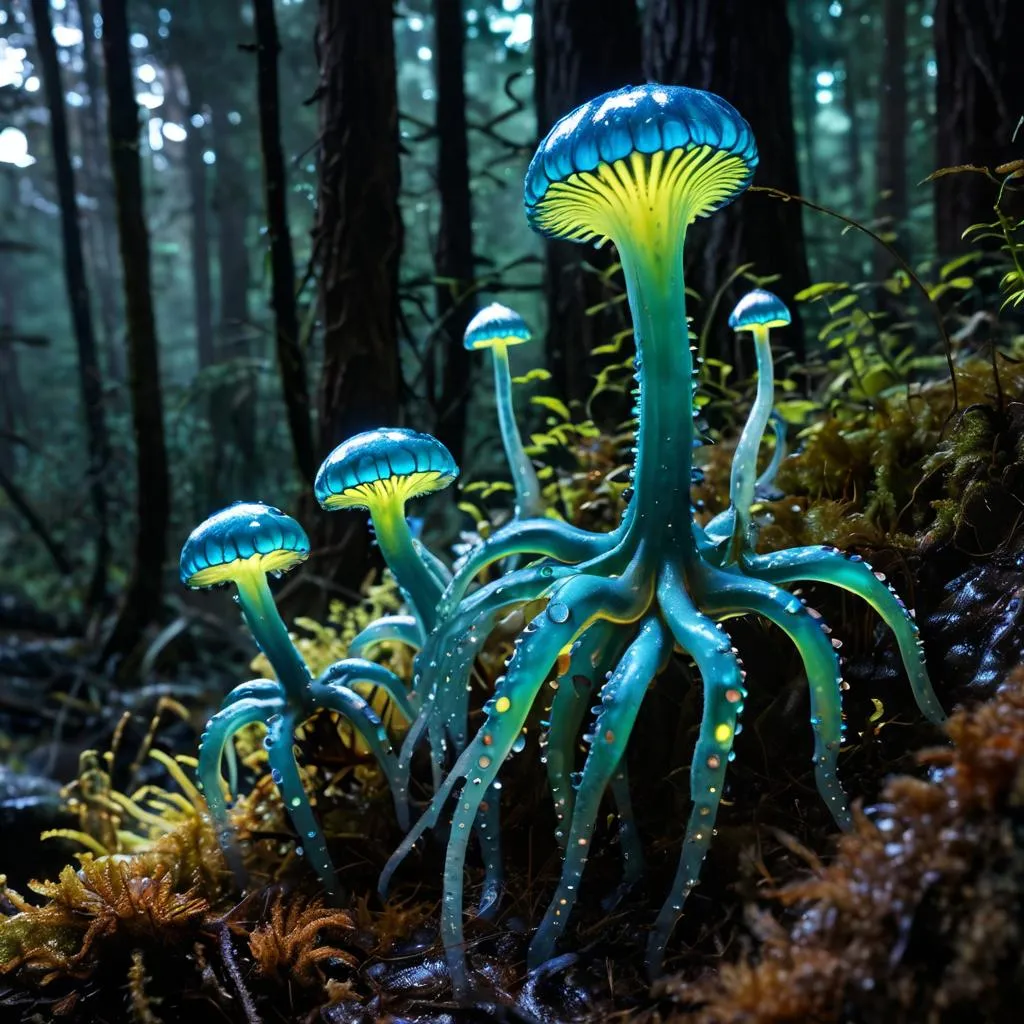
(253, 0), (315, 484)
(76, 0), (123, 383)
(792, 0), (819, 203)
(839, 0), (867, 216)
(99, 0), (171, 666)
(183, 90), (216, 371)
(875, 0), (908, 273)
(534, 0), (642, 408)
(31, 0), (111, 608)
(210, 89), (256, 495)
(310, 0), (402, 591)
(432, 0), (475, 466)
(934, 0), (1024, 254)
(644, 0), (810, 365)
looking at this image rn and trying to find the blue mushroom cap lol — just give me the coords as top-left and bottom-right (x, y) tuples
(728, 289), (792, 330)
(463, 302), (532, 351)
(180, 501), (309, 588)
(524, 84), (758, 243)
(315, 428), (459, 511)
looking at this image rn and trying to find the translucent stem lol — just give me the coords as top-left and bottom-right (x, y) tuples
(492, 342), (544, 518)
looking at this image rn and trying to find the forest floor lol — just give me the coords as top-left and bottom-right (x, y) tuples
(1, 358), (1024, 1023)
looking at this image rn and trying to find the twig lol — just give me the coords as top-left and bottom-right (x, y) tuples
(750, 185), (959, 414)
(217, 924), (262, 1024)
(0, 465), (73, 575)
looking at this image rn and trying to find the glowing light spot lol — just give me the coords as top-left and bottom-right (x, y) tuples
(495, 696), (511, 713)
(706, 754), (721, 769)
(478, 755), (491, 769)
(725, 688), (742, 703)
(714, 723), (732, 744)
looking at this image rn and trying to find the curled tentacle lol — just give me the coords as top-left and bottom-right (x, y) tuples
(410, 563), (579, 781)
(744, 544), (945, 724)
(318, 659), (415, 725)
(441, 517), (616, 620)
(644, 565), (748, 975)
(197, 693), (285, 885)
(529, 615), (667, 967)
(349, 614), (424, 660)
(415, 536), (453, 588)
(544, 621), (621, 848)
(265, 711), (341, 899)
(697, 566), (851, 831)
(755, 411), (787, 498)
(310, 679), (410, 830)
(382, 570), (651, 997)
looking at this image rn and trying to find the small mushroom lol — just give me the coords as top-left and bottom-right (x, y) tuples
(464, 301), (544, 519)
(725, 289), (791, 560)
(314, 428), (457, 631)
(179, 501), (312, 704)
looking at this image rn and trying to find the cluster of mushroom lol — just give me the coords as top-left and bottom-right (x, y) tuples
(180, 83), (944, 998)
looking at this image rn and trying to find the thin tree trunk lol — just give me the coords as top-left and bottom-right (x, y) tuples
(76, 0), (122, 384)
(840, 3), (867, 216)
(534, 0), (641, 409)
(175, 68), (216, 371)
(253, 0), (315, 484)
(432, 0), (475, 467)
(310, 0), (402, 593)
(792, 0), (819, 203)
(875, 0), (908, 273)
(210, 92), (255, 495)
(644, 0), (810, 365)
(31, 0), (111, 609)
(934, 0), (1024, 254)
(99, 0), (171, 666)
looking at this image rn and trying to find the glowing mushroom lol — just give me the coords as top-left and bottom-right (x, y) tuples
(314, 428), (458, 632)
(464, 302), (544, 519)
(724, 288), (791, 561)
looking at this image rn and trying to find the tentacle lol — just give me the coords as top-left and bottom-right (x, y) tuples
(197, 694), (284, 886)
(529, 616), (667, 967)
(415, 537), (453, 588)
(265, 712), (341, 899)
(440, 517), (615, 620)
(382, 571), (650, 997)
(309, 680), (410, 830)
(317, 659), (415, 724)
(544, 621), (620, 848)
(349, 614), (424, 660)
(645, 565), (747, 976)
(409, 562), (579, 780)
(474, 790), (504, 919)
(754, 411), (787, 498)
(607, 762), (644, 898)
(698, 567), (851, 831)
(698, 412), (786, 552)
(743, 544), (945, 724)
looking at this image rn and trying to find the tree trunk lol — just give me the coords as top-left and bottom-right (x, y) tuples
(644, 0), (810, 366)
(840, 0), (867, 216)
(76, 0), (123, 384)
(874, 0), (908, 274)
(178, 69), (216, 372)
(210, 91), (256, 496)
(98, 0), (171, 667)
(432, 0), (475, 466)
(31, 0), (111, 609)
(310, 0), (402, 594)
(253, 0), (315, 484)
(533, 0), (642, 409)
(934, 0), (1024, 254)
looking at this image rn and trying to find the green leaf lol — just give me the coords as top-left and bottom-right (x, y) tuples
(511, 367), (552, 385)
(531, 395), (571, 420)
(939, 252), (982, 280)
(794, 281), (847, 302)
